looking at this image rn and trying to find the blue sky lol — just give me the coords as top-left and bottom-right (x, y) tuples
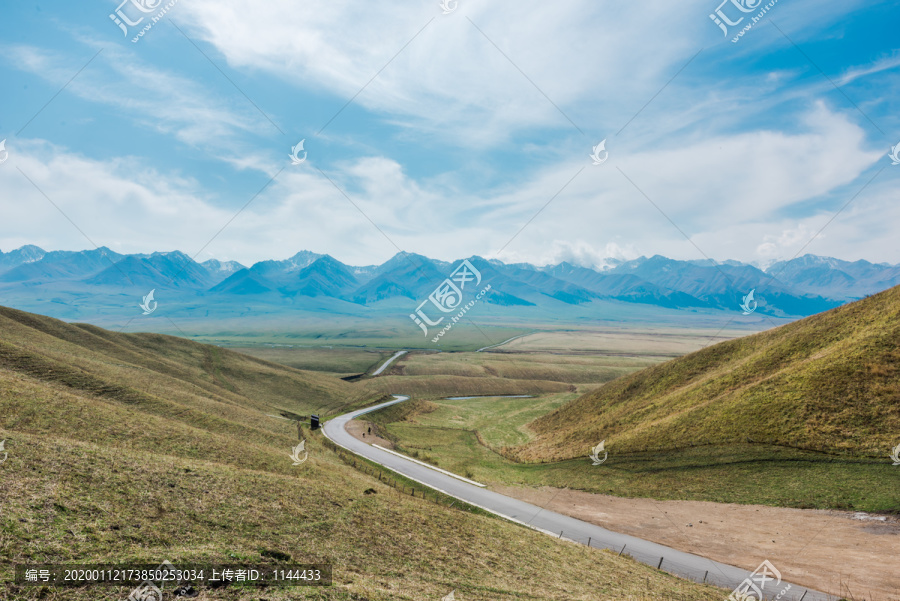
(0, 0), (898, 268)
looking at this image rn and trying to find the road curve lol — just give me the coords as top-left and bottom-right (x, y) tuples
(371, 350), (407, 376)
(323, 395), (834, 601)
(476, 333), (531, 352)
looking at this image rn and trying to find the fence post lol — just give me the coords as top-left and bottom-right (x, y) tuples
(587, 537), (591, 547)
(559, 531), (563, 539)
(703, 571), (708, 583)
(657, 557), (664, 569)
(618, 544), (626, 556)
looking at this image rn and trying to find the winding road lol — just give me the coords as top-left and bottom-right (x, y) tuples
(371, 350), (407, 376)
(322, 395), (834, 601)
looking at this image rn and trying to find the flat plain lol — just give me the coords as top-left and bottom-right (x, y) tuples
(501, 327), (750, 356)
(233, 346), (394, 375)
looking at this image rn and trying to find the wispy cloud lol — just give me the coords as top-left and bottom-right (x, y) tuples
(3, 100), (893, 268)
(6, 43), (274, 170)
(1, 0), (896, 269)
(837, 51), (900, 87)
(174, 0), (708, 146)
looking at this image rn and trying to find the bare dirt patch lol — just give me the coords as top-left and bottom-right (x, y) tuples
(493, 484), (900, 600)
(503, 328), (751, 356)
(346, 419), (394, 449)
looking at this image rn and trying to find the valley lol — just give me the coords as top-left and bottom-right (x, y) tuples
(0, 306), (734, 600)
(3, 280), (898, 600)
(4, 3), (899, 599)
(320, 286), (900, 600)
(0, 289), (900, 601)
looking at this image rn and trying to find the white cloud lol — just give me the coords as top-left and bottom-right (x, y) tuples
(476, 104), (892, 265)
(1, 97), (896, 269)
(6, 43), (275, 171)
(2, 1), (897, 271)
(175, 0), (709, 145)
(615, 102), (882, 225)
(755, 223), (818, 259)
(837, 51), (900, 87)
(496, 240), (640, 269)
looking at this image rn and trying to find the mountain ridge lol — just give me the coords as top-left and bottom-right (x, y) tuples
(0, 246), (897, 320)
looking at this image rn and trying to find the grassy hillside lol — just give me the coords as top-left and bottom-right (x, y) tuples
(513, 285), (900, 463)
(0, 306), (725, 600)
(0, 306), (367, 418)
(358, 296), (898, 512)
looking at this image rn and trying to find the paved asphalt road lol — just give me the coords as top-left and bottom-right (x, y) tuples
(371, 350), (408, 376)
(323, 395), (835, 601)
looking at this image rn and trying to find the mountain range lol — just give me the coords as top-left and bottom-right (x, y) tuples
(0, 245), (898, 322)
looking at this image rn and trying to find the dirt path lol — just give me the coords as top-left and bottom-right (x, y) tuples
(493, 485), (899, 600)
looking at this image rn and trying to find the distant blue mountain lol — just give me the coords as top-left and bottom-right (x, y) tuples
(248, 251), (324, 284)
(201, 259), (246, 278)
(85, 251), (213, 289)
(545, 263), (704, 308)
(209, 269), (278, 296)
(0, 245), (46, 273)
(766, 255), (900, 300)
(0, 247), (123, 283)
(286, 255), (359, 298)
(470, 257), (593, 306)
(352, 253), (445, 304)
(603, 254), (823, 313)
(0, 246), (896, 319)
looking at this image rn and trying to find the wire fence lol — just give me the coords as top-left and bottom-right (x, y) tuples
(320, 435), (829, 601)
(540, 529), (822, 600)
(321, 436), (483, 513)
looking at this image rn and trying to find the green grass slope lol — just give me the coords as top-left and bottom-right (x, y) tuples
(0, 306), (725, 600)
(0, 306), (366, 419)
(514, 285), (900, 463)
